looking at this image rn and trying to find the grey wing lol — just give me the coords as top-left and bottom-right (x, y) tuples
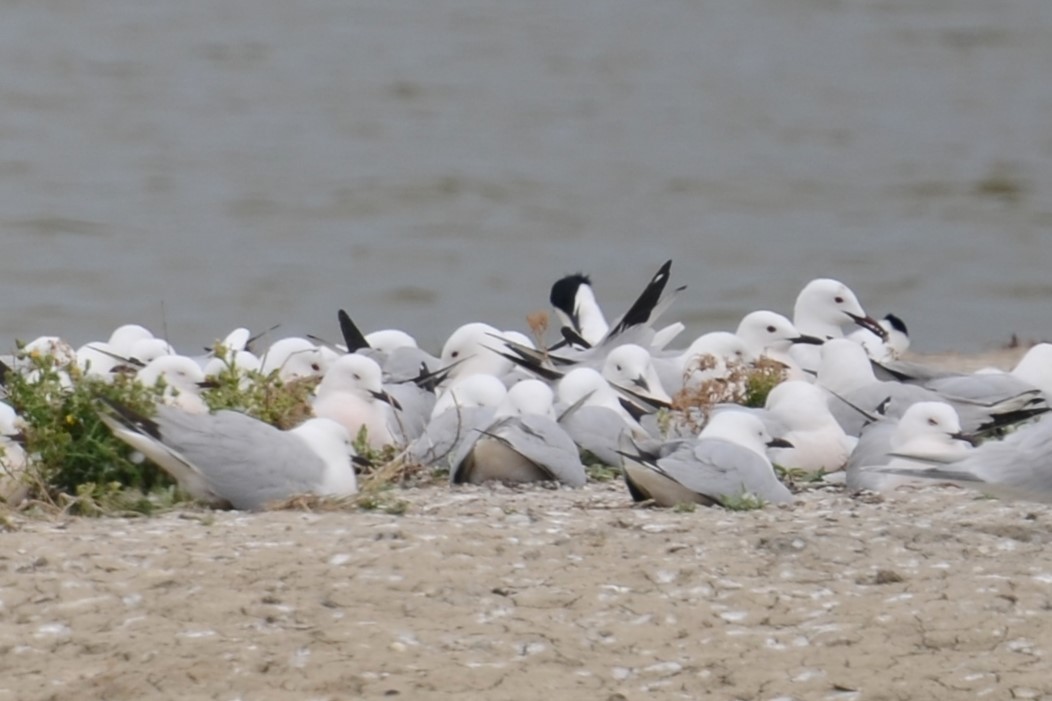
(947, 415), (1052, 491)
(381, 347), (441, 383)
(659, 439), (792, 504)
(156, 409), (324, 510)
(559, 406), (631, 467)
(446, 410), (498, 482)
(844, 420), (896, 491)
(409, 407), (492, 469)
(873, 359), (954, 383)
(385, 383), (436, 443)
(925, 373), (1042, 409)
(830, 382), (934, 436)
(497, 415), (587, 487)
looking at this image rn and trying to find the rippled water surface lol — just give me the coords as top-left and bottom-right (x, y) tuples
(2, 0), (1051, 353)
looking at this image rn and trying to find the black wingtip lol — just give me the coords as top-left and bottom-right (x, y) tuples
(95, 396), (162, 440)
(493, 349), (564, 382)
(609, 259), (673, 337)
(337, 309), (371, 353)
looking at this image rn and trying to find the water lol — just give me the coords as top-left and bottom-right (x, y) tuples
(1, 0), (1051, 354)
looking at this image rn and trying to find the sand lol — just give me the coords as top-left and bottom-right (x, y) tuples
(3, 481), (1052, 701)
(3, 346), (1052, 701)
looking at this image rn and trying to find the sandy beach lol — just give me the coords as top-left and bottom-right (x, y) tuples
(3, 479), (1052, 701)
(3, 347), (1051, 701)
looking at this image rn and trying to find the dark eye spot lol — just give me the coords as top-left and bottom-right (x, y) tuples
(451, 351), (459, 358)
(834, 296), (844, 304)
(353, 373), (361, 381)
(927, 417), (938, 426)
(616, 364), (623, 372)
(311, 363), (321, 372)
(766, 325), (776, 333)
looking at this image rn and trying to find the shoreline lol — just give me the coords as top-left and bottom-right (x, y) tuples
(2, 347), (1050, 699)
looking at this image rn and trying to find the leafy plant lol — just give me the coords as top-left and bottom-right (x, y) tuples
(202, 348), (317, 429)
(5, 351), (170, 498)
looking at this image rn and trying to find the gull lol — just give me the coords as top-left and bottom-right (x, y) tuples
(137, 355), (212, 414)
(108, 324), (157, 357)
(735, 310), (822, 381)
(846, 401), (975, 492)
(791, 278), (887, 371)
(127, 337), (175, 366)
(557, 367), (646, 467)
(873, 343), (1052, 408)
(1009, 343), (1052, 396)
(861, 414), (1052, 501)
(409, 375), (507, 467)
(619, 411), (794, 508)
(259, 337), (329, 381)
(431, 374), (508, 420)
(602, 344), (672, 405)
(97, 400), (357, 510)
(495, 336), (673, 414)
(438, 322), (515, 386)
(764, 381), (857, 472)
(817, 339), (1043, 436)
(365, 329), (419, 354)
(0, 401), (28, 505)
(449, 380), (586, 486)
(331, 310), (444, 385)
(76, 342), (124, 379)
(312, 354), (399, 450)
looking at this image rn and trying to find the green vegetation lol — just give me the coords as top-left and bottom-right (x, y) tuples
(741, 358), (788, 408)
(201, 346), (317, 428)
(2, 347), (327, 515)
(717, 490), (767, 511)
(5, 351), (169, 505)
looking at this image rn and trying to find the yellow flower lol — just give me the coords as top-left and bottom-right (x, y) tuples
(65, 414), (76, 426)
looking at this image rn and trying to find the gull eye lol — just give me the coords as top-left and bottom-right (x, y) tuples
(616, 364), (623, 372)
(927, 417), (938, 426)
(766, 325), (776, 333)
(353, 373), (361, 381)
(834, 296), (845, 304)
(451, 350), (459, 359)
(311, 362), (321, 372)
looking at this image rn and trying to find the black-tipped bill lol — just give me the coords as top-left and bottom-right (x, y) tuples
(766, 437), (794, 449)
(790, 334), (826, 346)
